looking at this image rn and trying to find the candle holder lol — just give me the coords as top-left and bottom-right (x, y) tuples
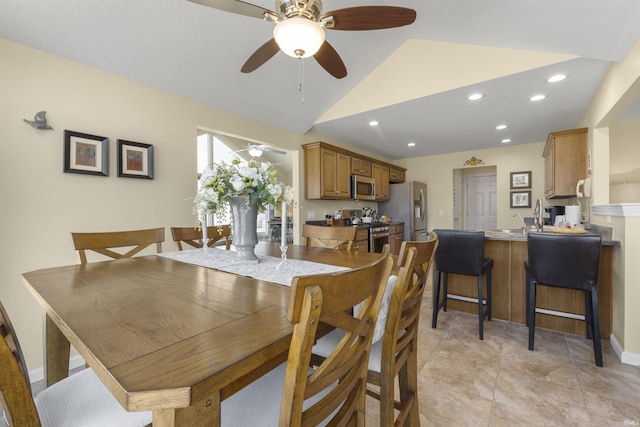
(276, 244), (294, 273)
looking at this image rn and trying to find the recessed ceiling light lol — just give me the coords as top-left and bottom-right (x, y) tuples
(530, 94), (546, 101)
(496, 124), (507, 130)
(501, 139), (511, 143)
(368, 120), (379, 127)
(468, 93), (483, 101)
(548, 74), (567, 83)
(407, 142), (416, 147)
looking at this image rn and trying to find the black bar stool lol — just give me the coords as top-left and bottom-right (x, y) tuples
(525, 232), (603, 367)
(432, 229), (493, 340)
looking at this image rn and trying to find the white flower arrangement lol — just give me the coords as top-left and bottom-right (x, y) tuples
(194, 159), (293, 223)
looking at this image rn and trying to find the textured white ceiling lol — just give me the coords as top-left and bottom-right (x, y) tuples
(2, 0), (639, 159)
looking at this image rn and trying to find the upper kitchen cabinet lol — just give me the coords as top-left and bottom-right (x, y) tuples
(389, 167), (406, 183)
(543, 128), (587, 199)
(302, 141), (406, 200)
(351, 157), (372, 177)
(372, 163), (390, 201)
(303, 142), (351, 200)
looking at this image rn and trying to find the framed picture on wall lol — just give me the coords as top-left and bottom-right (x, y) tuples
(117, 139), (154, 179)
(510, 171), (531, 189)
(510, 190), (531, 208)
(64, 130), (109, 176)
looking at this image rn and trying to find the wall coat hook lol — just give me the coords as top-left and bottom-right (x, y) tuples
(24, 111), (53, 130)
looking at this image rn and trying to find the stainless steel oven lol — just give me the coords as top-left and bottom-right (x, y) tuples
(369, 224), (390, 253)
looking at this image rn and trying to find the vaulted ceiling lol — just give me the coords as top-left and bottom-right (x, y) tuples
(2, 0), (640, 159)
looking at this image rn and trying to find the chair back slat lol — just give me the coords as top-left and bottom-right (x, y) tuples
(279, 246), (393, 426)
(72, 228), (165, 264)
(0, 301), (42, 426)
(376, 233), (439, 426)
(302, 224), (357, 251)
(170, 225), (232, 251)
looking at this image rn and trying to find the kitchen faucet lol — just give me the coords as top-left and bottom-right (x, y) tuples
(513, 213), (527, 229)
(533, 198), (544, 232)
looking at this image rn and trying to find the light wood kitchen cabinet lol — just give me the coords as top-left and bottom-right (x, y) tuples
(352, 227), (369, 252)
(543, 128), (587, 199)
(351, 157), (372, 177)
(389, 167), (406, 183)
(303, 143), (351, 200)
(389, 223), (404, 256)
(372, 163), (390, 201)
(303, 141), (406, 200)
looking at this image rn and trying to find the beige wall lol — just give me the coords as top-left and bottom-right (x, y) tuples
(396, 141), (546, 231)
(0, 39), (298, 370)
(610, 118), (640, 202)
(579, 37), (640, 363)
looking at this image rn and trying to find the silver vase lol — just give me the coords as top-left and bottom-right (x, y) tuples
(229, 196), (259, 263)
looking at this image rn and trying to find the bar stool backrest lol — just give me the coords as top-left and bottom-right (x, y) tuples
(527, 233), (602, 291)
(433, 229), (485, 275)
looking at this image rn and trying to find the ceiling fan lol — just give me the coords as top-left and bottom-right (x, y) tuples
(246, 144), (287, 157)
(187, 0), (416, 79)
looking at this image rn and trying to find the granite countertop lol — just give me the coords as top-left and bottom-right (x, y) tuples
(483, 223), (619, 246)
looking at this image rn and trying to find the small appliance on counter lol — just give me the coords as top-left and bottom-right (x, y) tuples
(544, 206), (565, 226)
(565, 205), (581, 227)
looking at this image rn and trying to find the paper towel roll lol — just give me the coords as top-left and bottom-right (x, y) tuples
(565, 205), (580, 226)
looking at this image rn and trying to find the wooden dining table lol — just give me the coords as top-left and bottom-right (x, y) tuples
(22, 242), (383, 426)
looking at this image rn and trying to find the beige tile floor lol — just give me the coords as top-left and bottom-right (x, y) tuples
(364, 284), (640, 427)
(32, 286), (640, 426)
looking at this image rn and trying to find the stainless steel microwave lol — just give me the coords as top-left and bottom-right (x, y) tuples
(351, 175), (376, 200)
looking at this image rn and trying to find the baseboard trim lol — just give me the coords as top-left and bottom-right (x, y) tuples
(28, 354), (86, 385)
(610, 333), (640, 366)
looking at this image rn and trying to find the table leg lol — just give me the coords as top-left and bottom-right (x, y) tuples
(44, 314), (70, 387)
(152, 393), (221, 427)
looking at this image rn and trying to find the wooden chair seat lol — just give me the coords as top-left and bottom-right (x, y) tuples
(71, 228), (165, 264)
(221, 246), (394, 426)
(0, 301), (152, 426)
(302, 224), (357, 251)
(170, 225), (231, 250)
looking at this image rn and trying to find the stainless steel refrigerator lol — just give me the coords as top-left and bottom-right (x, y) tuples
(379, 181), (428, 241)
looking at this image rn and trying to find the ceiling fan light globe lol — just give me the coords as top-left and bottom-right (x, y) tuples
(273, 17), (325, 58)
(248, 147), (263, 157)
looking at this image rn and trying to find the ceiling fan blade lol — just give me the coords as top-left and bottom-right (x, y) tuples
(263, 146), (287, 155)
(241, 38), (280, 73)
(322, 6), (416, 31)
(313, 41), (347, 79)
(187, 0), (272, 20)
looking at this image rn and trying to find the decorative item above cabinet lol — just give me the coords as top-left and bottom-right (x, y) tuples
(543, 128), (587, 199)
(302, 142), (406, 200)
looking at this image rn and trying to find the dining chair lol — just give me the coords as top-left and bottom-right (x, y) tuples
(71, 227), (165, 264)
(170, 224), (231, 250)
(431, 229), (493, 340)
(302, 223), (358, 251)
(220, 246), (394, 426)
(526, 232), (604, 366)
(312, 234), (438, 427)
(0, 300), (152, 427)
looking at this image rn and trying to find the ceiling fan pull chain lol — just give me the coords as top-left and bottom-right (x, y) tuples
(298, 57), (306, 103)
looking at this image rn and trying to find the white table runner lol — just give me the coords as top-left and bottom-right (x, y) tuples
(159, 247), (348, 287)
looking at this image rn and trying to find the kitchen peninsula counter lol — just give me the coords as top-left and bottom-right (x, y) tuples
(443, 228), (617, 337)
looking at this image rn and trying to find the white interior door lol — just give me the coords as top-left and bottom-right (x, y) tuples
(464, 174), (497, 230)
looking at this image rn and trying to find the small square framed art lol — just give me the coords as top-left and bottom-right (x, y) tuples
(117, 139), (154, 179)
